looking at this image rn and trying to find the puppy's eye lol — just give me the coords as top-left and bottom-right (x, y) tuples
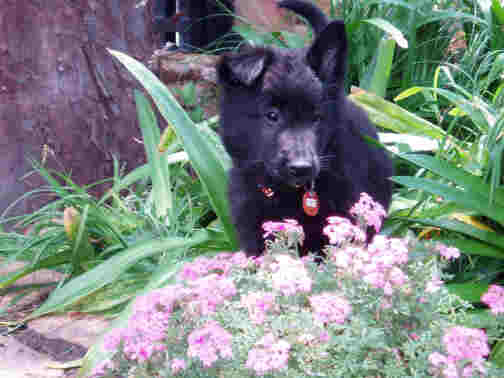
(266, 110), (280, 123)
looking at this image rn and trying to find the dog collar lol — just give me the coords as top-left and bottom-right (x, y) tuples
(257, 184), (320, 216)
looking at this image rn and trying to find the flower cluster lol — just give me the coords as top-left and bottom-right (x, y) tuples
(90, 192), (504, 378)
(262, 218), (305, 246)
(309, 292), (352, 325)
(330, 235), (409, 295)
(182, 274), (236, 316)
(268, 254), (312, 296)
(322, 216), (365, 245)
(178, 252), (250, 281)
(245, 333), (290, 376)
(481, 284), (504, 315)
(429, 326), (490, 377)
(96, 254), (247, 375)
(435, 243), (461, 260)
(241, 291), (276, 324)
(350, 192), (387, 232)
(187, 321), (233, 367)
(103, 287), (183, 362)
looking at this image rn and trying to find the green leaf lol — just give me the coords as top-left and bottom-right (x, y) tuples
(461, 309), (497, 328)
(394, 86), (424, 102)
(436, 237), (504, 259)
(0, 252), (70, 290)
(396, 86), (495, 133)
(492, 0), (504, 24)
(398, 153), (504, 207)
(77, 256), (185, 378)
(350, 88), (446, 140)
(379, 133), (439, 152)
(364, 18), (408, 48)
(392, 176), (504, 225)
(24, 232), (209, 320)
(362, 37), (396, 98)
(491, 340), (504, 367)
(108, 49), (238, 249)
(402, 217), (504, 251)
(446, 282), (489, 303)
(135, 90), (172, 220)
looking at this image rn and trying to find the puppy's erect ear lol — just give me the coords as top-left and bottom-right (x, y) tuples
(217, 48), (272, 87)
(306, 20), (348, 93)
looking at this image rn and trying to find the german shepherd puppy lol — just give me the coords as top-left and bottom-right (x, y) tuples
(217, 0), (393, 256)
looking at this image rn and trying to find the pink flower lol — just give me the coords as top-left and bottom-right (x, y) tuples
(262, 219), (304, 244)
(429, 326), (489, 377)
(187, 321), (233, 367)
(481, 284), (504, 315)
(90, 358), (114, 378)
(331, 236), (409, 296)
(309, 292), (352, 325)
(323, 216), (365, 245)
(269, 254), (312, 296)
(409, 332), (420, 341)
(183, 274), (236, 316)
(103, 286), (183, 362)
(178, 252), (253, 281)
(330, 246), (370, 274)
(349, 192), (387, 232)
(319, 330), (330, 343)
(368, 235), (409, 267)
(241, 291), (276, 324)
(426, 276), (444, 294)
(435, 243), (461, 260)
(442, 326), (489, 361)
(429, 351), (448, 367)
(246, 333), (290, 375)
(170, 358), (186, 374)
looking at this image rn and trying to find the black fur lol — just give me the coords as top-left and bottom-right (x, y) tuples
(217, 0), (393, 256)
(154, 0), (238, 51)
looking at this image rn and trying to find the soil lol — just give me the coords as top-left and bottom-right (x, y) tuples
(0, 261), (110, 377)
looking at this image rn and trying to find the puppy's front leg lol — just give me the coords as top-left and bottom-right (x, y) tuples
(228, 184), (266, 257)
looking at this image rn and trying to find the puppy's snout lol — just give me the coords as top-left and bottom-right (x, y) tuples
(288, 160), (314, 182)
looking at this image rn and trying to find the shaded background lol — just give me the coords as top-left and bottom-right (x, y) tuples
(0, 0), (155, 224)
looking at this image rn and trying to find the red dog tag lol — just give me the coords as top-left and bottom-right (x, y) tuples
(303, 191), (319, 216)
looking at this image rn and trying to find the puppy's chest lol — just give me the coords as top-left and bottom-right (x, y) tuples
(260, 188), (332, 221)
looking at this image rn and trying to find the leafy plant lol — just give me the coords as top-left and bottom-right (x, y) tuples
(338, 0), (469, 95)
(108, 49), (238, 249)
(83, 195), (504, 377)
(0, 49), (241, 321)
(173, 82), (206, 123)
(462, 0), (504, 51)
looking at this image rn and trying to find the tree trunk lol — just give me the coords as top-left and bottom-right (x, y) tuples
(0, 0), (156, 224)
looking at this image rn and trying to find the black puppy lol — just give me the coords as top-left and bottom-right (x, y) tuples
(217, 0), (393, 256)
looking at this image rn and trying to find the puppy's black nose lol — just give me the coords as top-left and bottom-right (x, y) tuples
(288, 161), (313, 181)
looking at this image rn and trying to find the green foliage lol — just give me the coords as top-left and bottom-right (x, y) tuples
(339, 0), (466, 95)
(0, 51), (240, 322)
(462, 0), (504, 51)
(83, 219), (504, 377)
(108, 49), (238, 249)
(173, 82), (206, 123)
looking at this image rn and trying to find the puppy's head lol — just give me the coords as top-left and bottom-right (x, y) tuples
(218, 19), (348, 188)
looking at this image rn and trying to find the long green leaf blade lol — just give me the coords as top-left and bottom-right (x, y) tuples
(392, 176), (504, 225)
(25, 232), (209, 320)
(135, 90), (172, 220)
(399, 153), (504, 207)
(108, 49), (238, 248)
(349, 88), (447, 140)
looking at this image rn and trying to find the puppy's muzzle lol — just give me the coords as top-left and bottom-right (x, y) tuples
(287, 160), (315, 186)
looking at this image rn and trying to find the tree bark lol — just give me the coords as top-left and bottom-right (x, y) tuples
(0, 0), (156, 224)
